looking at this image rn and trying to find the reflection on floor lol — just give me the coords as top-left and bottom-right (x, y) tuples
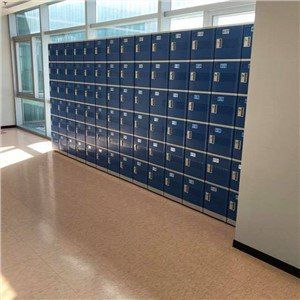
(1, 128), (299, 299)
(20, 121), (46, 135)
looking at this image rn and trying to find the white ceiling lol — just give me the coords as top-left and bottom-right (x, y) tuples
(1, 0), (55, 15)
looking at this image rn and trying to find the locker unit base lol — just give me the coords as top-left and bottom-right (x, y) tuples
(183, 200), (203, 212)
(164, 193), (183, 204)
(68, 153), (77, 160)
(203, 209), (226, 222)
(226, 218), (236, 226)
(120, 174), (133, 182)
(96, 166), (108, 172)
(86, 161), (97, 168)
(148, 186), (164, 196)
(108, 170), (120, 177)
(133, 181), (147, 189)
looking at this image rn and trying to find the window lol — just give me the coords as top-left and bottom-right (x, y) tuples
(170, 14), (203, 31)
(171, 0), (229, 10)
(213, 11), (255, 26)
(16, 8), (40, 35)
(49, 0), (85, 30)
(33, 37), (44, 98)
(50, 31), (86, 43)
(96, 0), (158, 22)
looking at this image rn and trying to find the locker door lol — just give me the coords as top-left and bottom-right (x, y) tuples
(133, 137), (148, 161)
(57, 82), (66, 99)
(95, 107), (107, 127)
(66, 102), (76, 120)
(107, 38), (120, 61)
(134, 113), (149, 137)
(207, 125), (234, 157)
(185, 122), (208, 152)
(120, 87), (134, 110)
(84, 63), (94, 83)
(85, 84), (95, 104)
(148, 165), (165, 193)
(65, 43), (74, 61)
(94, 63), (107, 84)
(66, 120), (76, 139)
(84, 40), (95, 61)
(75, 103), (85, 123)
(150, 90), (168, 116)
(85, 105), (96, 125)
(151, 62), (169, 89)
(164, 171), (183, 201)
(170, 31), (191, 60)
(167, 91), (188, 119)
(50, 99), (59, 115)
(148, 141), (165, 166)
(235, 97), (247, 128)
(58, 118), (67, 135)
(238, 61), (250, 94)
(191, 28), (215, 60)
(86, 144), (96, 164)
(74, 42), (84, 61)
(120, 156), (133, 180)
(166, 119), (186, 146)
(169, 62), (189, 91)
(51, 116), (59, 132)
(57, 43), (65, 62)
(49, 63), (57, 80)
(187, 93), (210, 122)
(96, 127), (107, 148)
(242, 24), (254, 59)
(107, 86), (120, 108)
(120, 111), (133, 134)
(107, 151), (120, 174)
(212, 61), (240, 93)
(107, 109), (120, 131)
(149, 116), (166, 142)
(135, 63), (151, 87)
(74, 84), (85, 102)
(95, 39), (107, 61)
(76, 140), (86, 160)
(65, 83), (74, 100)
(204, 183), (228, 220)
(67, 138), (77, 157)
(57, 63), (65, 80)
(107, 63), (120, 85)
(189, 62), (213, 92)
(151, 33), (170, 61)
(50, 81), (58, 98)
(120, 36), (134, 61)
(120, 63), (134, 86)
(74, 63), (85, 82)
(184, 150), (206, 180)
(135, 35), (151, 61)
(183, 177), (204, 210)
(209, 95), (237, 126)
(86, 125), (96, 145)
(134, 88), (150, 113)
(75, 123), (86, 142)
(58, 134), (68, 153)
(58, 100), (67, 117)
(232, 129), (244, 160)
(206, 155), (231, 187)
(133, 160), (148, 186)
(107, 130), (120, 152)
(165, 145), (184, 173)
(227, 192), (238, 224)
(49, 44), (58, 61)
(96, 148), (108, 170)
(65, 63), (74, 81)
(230, 161), (241, 192)
(95, 85), (107, 106)
(120, 133), (133, 156)
(215, 25), (243, 59)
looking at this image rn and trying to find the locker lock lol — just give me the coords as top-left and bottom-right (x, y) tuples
(207, 164), (213, 173)
(166, 153), (171, 161)
(234, 139), (242, 150)
(83, 48), (87, 55)
(168, 99), (174, 108)
(170, 41), (176, 51)
(134, 96), (139, 104)
(84, 69), (87, 77)
(150, 98), (155, 106)
(120, 161), (124, 169)
(107, 46), (110, 54)
(135, 44), (140, 53)
(183, 184), (189, 193)
(120, 117), (123, 125)
(211, 104), (218, 114)
(188, 101), (194, 111)
(94, 47), (98, 55)
(73, 49), (77, 55)
(107, 70), (110, 77)
(152, 43), (157, 52)
(186, 130), (192, 140)
(232, 171), (239, 181)
(209, 134), (215, 145)
(134, 120), (138, 128)
(95, 91), (98, 98)
(133, 166), (137, 174)
(190, 71), (196, 81)
(240, 72), (248, 83)
(74, 69), (77, 76)
(216, 38), (223, 49)
(169, 71), (175, 80)
(120, 70), (124, 78)
(95, 69), (98, 77)
(237, 107), (245, 118)
(204, 192), (211, 202)
(84, 90), (87, 97)
(148, 171), (153, 180)
(243, 36), (252, 48)
(192, 40), (198, 50)
(185, 158), (190, 167)
(229, 201), (236, 211)
(120, 94), (124, 102)
(149, 148), (153, 156)
(120, 45), (124, 53)
(151, 71), (156, 80)
(213, 72), (220, 82)
(165, 177), (170, 186)
(107, 115), (111, 122)
(135, 70), (139, 79)
(150, 124), (154, 131)
(167, 127), (172, 135)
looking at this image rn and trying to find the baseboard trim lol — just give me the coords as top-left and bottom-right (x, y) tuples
(233, 240), (299, 278)
(1, 125), (16, 129)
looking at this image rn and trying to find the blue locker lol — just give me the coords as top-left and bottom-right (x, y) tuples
(58, 118), (67, 135)
(58, 134), (68, 153)
(230, 161), (241, 191)
(84, 63), (94, 83)
(65, 83), (74, 100)
(75, 103), (85, 123)
(86, 144), (96, 164)
(187, 93), (210, 122)
(206, 155), (231, 187)
(133, 137), (148, 161)
(134, 113), (149, 137)
(65, 63), (74, 81)
(58, 100), (67, 117)
(51, 132), (58, 150)
(183, 177), (204, 209)
(191, 28), (215, 60)
(94, 63), (106, 84)
(235, 97), (247, 128)
(49, 44), (58, 61)
(170, 31), (191, 60)
(76, 140), (86, 160)
(148, 165), (164, 192)
(85, 105), (96, 125)
(165, 145), (184, 173)
(49, 63), (57, 80)
(107, 63), (120, 85)
(120, 87), (134, 110)
(135, 63), (151, 87)
(204, 184), (228, 219)
(51, 115), (59, 132)
(74, 42), (84, 61)
(120, 133), (133, 156)
(74, 84), (85, 102)
(75, 123), (85, 142)
(86, 125), (96, 145)
(107, 109), (120, 131)
(107, 130), (120, 152)
(185, 122), (208, 152)
(57, 43), (65, 61)
(151, 62), (169, 89)
(166, 118), (186, 146)
(107, 38), (120, 61)
(184, 150), (206, 180)
(95, 39), (106, 61)
(150, 90), (168, 116)
(66, 102), (76, 120)
(67, 138), (77, 157)
(95, 106), (107, 127)
(242, 24), (254, 59)
(207, 125), (234, 157)
(148, 141), (165, 166)
(50, 81), (58, 98)
(189, 62), (213, 92)
(57, 63), (65, 80)
(164, 171), (183, 201)
(135, 35), (151, 61)
(65, 43), (74, 61)
(149, 116), (166, 142)
(96, 127), (107, 148)
(120, 111), (133, 134)
(120, 36), (134, 61)
(215, 25), (243, 59)
(107, 86), (120, 108)
(74, 63), (85, 82)
(50, 99), (59, 115)
(134, 88), (150, 113)
(238, 61), (250, 94)
(167, 91), (188, 119)
(133, 160), (148, 186)
(120, 63), (134, 86)
(169, 62), (189, 91)
(66, 119), (76, 139)
(212, 61), (240, 93)
(107, 151), (119, 174)
(210, 95), (237, 126)
(232, 129), (244, 160)
(95, 85), (107, 106)
(227, 192), (238, 223)
(120, 156), (133, 179)
(151, 33), (170, 61)
(84, 40), (95, 61)
(85, 84), (95, 104)
(57, 82), (66, 99)
(96, 148), (108, 170)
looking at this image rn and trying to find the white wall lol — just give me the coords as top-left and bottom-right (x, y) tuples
(235, 1), (300, 268)
(1, 15), (15, 127)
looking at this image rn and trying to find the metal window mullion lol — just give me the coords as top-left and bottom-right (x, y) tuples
(30, 37), (38, 98)
(158, 0), (171, 32)
(86, 0), (96, 40)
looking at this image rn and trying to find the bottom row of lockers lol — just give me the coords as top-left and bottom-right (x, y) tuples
(52, 132), (238, 225)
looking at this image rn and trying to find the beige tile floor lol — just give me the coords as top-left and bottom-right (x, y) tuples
(1, 128), (299, 299)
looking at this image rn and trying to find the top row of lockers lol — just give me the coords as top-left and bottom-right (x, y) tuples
(49, 24), (254, 62)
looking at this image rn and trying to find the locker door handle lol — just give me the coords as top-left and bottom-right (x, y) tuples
(120, 70), (124, 78)
(107, 70), (110, 77)
(74, 89), (78, 96)
(150, 98), (155, 106)
(75, 127), (78, 134)
(240, 72), (248, 83)
(152, 43), (157, 52)
(84, 90), (87, 97)
(184, 184), (189, 194)
(169, 71), (175, 80)
(134, 120), (138, 128)
(205, 192), (211, 201)
(232, 171), (239, 181)
(84, 69), (87, 77)
(188, 101), (194, 111)
(229, 201), (236, 211)
(58, 105), (60, 111)
(192, 40), (198, 50)
(55, 50), (58, 56)
(57, 87), (60, 93)
(134, 96), (138, 104)
(120, 94), (124, 102)
(66, 88), (69, 95)
(185, 158), (190, 167)
(207, 164), (213, 173)
(213, 72), (220, 82)
(186, 130), (192, 139)
(168, 99), (174, 108)
(120, 117), (123, 125)
(216, 38), (223, 49)
(108, 157), (111, 164)
(135, 44), (140, 53)
(151, 71), (156, 80)
(149, 148), (153, 156)
(165, 178), (170, 186)
(134, 144), (138, 151)
(133, 166), (137, 174)
(75, 108), (78, 115)
(107, 136), (110, 143)
(209, 135), (215, 144)
(107, 115), (111, 122)
(120, 45), (124, 53)
(237, 107), (245, 118)
(170, 41), (176, 51)
(95, 69), (98, 77)
(234, 139), (242, 150)
(148, 171), (153, 180)
(65, 69), (67, 75)
(74, 69), (77, 76)
(211, 104), (218, 114)
(107, 93), (111, 100)
(56, 69), (59, 75)
(167, 127), (172, 135)
(120, 161), (124, 169)
(85, 110), (88, 118)
(95, 91), (98, 98)
(67, 125), (69, 131)
(149, 124), (154, 131)
(190, 71), (196, 81)
(83, 48), (87, 55)
(107, 46), (110, 54)
(135, 71), (139, 79)
(94, 47), (98, 55)
(243, 36), (252, 48)
(73, 49), (76, 55)
(66, 107), (69, 113)
(166, 153), (171, 161)
(120, 140), (124, 147)
(95, 112), (99, 119)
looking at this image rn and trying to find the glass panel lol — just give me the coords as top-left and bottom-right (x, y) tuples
(50, 31), (86, 43)
(171, 0), (229, 10)
(16, 8), (40, 35)
(213, 11), (255, 26)
(33, 37), (44, 98)
(16, 41), (33, 93)
(170, 14), (203, 31)
(49, 0), (85, 30)
(96, 0), (158, 22)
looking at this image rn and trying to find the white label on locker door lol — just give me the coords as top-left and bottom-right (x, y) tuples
(215, 128), (222, 133)
(110, 40), (114, 44)
(170, 147), (176, 152)
(153, 166), (157, 171)
(156, 64), (161, 69)
(212, 157), (220, 163)
(220, 63), (228, 69)
(222, 29), (230, 34)
(196, 64), (203, 69)
(189, 179), (194, 184)
(192, 124), (198, 129)
(124, 112), (127, 116)
(139, 37), (144, 41)
(171, 120), (177, 125)
(138, 139), (142, 143)
(174, 64), (180, 69)
(197, 31), (204, 37)
(137, 161), (141, 166)
(98, 149), (103, 154)
(110, 110), (114, 114)
(124, 64), (128, 69)
(154, 117), (159, 122)
(110, 87), (114, 92)
(124, 38), (128, 42)
(156, 36), (161, 40)
(139, 64), (143, 68)
(123, 88), (127, 93)
(123, 135), (128, 140)
(175, 34), (181, 38)
(170, 172), (175, 177)
(194, 94), (200, 100)
(155, 91), (160, 96)
(138, 90), (143, 94)
(190, 152), (196, 157)
(238, 164), (241, 170)
(211, 186), (217, 192)
(173, 93), (178, 98)
(123, 157), (128, 161)
(138, 115), (143, 119)
(217, 96), (225, 102)
(153, 143), (158, 147)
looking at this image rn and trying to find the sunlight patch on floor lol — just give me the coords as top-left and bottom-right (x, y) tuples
(27, 141), (53, 154)
(0, 146), (15, 153)
(0, 148), (33, 168)
(1, 274), (17, 300)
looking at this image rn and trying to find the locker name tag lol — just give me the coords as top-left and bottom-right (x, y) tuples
(213, 157), (220, 163)
(220, 63), (228, 69)
(196, 64), (203, 68)
(155, 91), (159, 96)
(192, 124), (198, 129)
(123, 135), (128, 140)
(190, 152), (196, 157)
(238, 164), (241, 170)
(137, 162), (141, 166)
(215, 128), (222, 133)
(123, 88), (127, 92)
(123, 157), (128, 161)
(173, 93), (178, 97)
(155, 64), (161, 68)
(123, 112), (128, 116)
(139, 37), (144, 41)
(169, 173), (175, 177)
(137, 139), (142, 143)
(189, 179), (194, 184)
(138, 90), (143, 94)
(194, 95), (200, 100)
(153, 167), (157, 171)
(170, 147), (176, 152)
(197, 31), (204, 37)
(138, 115), (143, 119)
(211, 186), (217, 192)
(156, 36), (161, 40)
(175, 34), (181, 38)
(154, 117), (159, 121)
(124, 38), (128, 42)
(124, 64), (128, 68)
(222, 29), (230, 34)
(171, 121), (177, 125)
(153, 143), (158, 147)
(139, 64), (143, 68)
(174, 64), (180, 69)
(217, 96), (225, 102)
